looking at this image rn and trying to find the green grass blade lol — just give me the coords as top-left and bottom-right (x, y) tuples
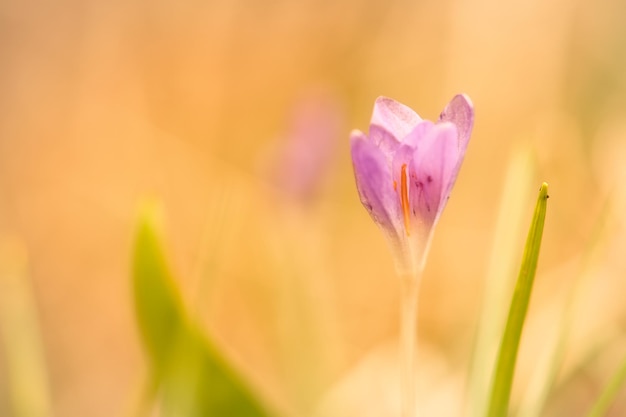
(468, 146), (535, 417)
(132, 204), (275, 417)
(585, 354), (626, 417)
(133, 204), (186, 372)
(486, 183), (549, 417)
(0, 240), (53, 417)
(517, 195), (614, 417)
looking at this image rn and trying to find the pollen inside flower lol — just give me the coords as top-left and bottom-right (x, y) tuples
(400, 164), (410, 236)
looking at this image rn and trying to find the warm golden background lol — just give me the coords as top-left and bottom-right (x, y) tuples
(1, 0), (626, 416)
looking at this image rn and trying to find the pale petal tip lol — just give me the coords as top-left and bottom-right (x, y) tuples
(374, 96), (396, 106)
(370, 96), (422, 142)
(452, 93), (473, 109)
(439, 93), (474, 148)
(443, 94), (474, 119)
(372, 96), (410, 120)
(350, 129), (367, 142)
(373, 96), (417, 114)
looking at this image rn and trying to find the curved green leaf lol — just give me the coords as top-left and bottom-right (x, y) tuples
(486, 183), (549, 417)
(132, 204), (274, 417)
(133, 205), (185, 371)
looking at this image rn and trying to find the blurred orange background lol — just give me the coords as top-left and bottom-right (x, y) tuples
(1, 0), (626, 416)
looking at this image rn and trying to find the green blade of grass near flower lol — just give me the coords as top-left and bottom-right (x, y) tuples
(0, 238), (52, 417)
(132, 203), (274, 417)
(467, 147), (535, 417)
(133, 205), (186, 374)
(486, 183), (549, 417)
(586, 353), (626, 417)
(517, 195), (614, 417)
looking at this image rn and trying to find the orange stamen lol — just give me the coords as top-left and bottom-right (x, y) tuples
(400, 164), (410, 235)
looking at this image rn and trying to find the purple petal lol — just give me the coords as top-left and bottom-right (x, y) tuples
(370, 96), (422, 144)
(408, 122), (460, 225)
(367, 124), (401, 165)
(402, 120), (435, 148)
(390, 121), (434, 189)
(350, 131), (401, 237)
(438, 94), (474, 156)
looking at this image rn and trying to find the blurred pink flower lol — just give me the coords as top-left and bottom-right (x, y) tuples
(350, 95), (474, 275)
(269, 90), (344, 203)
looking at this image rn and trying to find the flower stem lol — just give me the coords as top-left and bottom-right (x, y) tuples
(399, 271), (421, 417)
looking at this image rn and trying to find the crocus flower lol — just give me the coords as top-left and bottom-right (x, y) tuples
(350, 95), (474, 276)
(266, 89), (344, 204)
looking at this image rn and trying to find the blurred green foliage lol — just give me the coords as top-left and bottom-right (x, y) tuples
(133, 206), (274, 417)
